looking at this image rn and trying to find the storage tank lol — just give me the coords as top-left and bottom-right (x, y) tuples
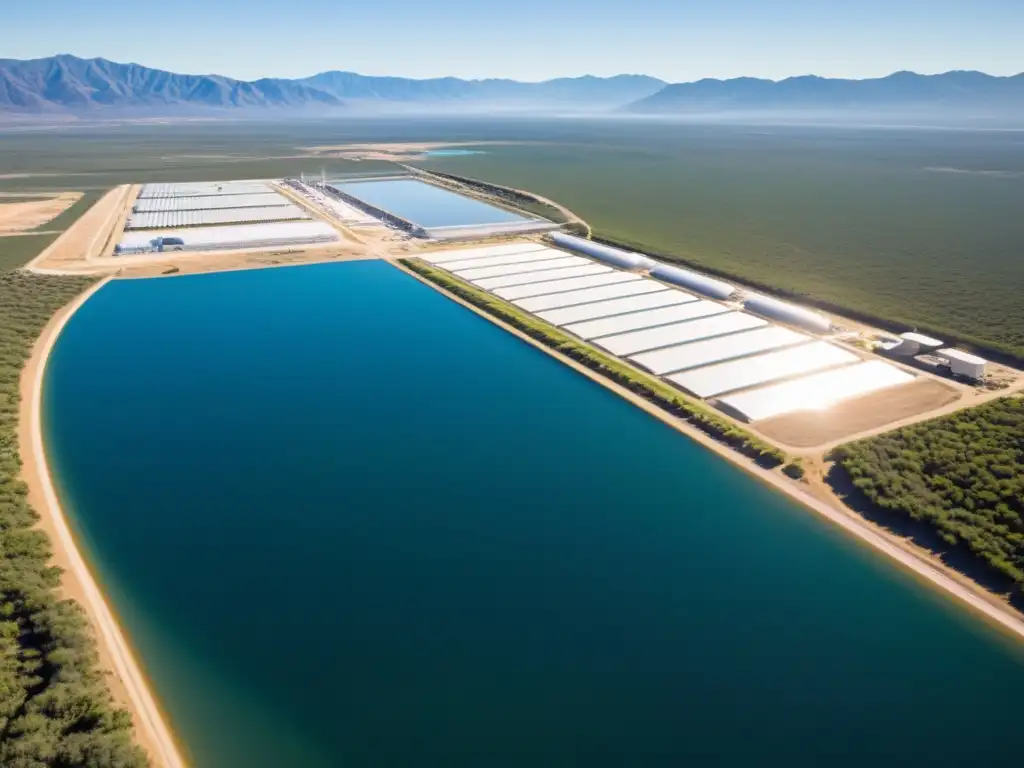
(743, 293), (832, 334)
(550, 232), (653, 270)
(649, 263), (735, 300)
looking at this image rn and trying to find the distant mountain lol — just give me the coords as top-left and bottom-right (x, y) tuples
(0, 55), (342, 112)
(298, 71), (667, 107)
(0, 55), (666, 114)
(623, 71), (1024, 116)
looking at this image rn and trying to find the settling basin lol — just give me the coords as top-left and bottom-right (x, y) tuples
(44, 261), (1024, 767)
(333, 177), (530, 229)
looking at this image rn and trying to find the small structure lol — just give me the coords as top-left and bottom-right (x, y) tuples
(939, 348), (988, 380)
(743, 293), (833, 334)
(894, 332), (945, 356)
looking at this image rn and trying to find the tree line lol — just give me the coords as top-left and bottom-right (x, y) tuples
(0, 268), (148, 766)
(834, 397), (1024, 591)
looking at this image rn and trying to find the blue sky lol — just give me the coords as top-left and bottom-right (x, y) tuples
(3, 0), (1022, 82)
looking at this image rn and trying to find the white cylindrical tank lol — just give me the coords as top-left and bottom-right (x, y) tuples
(649, 263), (735, 300)
(743, 293), (832, 334)
(551, 232), (653, 270)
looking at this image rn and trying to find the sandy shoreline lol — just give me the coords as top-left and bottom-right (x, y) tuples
(18, 277), (187, 768)
(391, 259), (1024, 645)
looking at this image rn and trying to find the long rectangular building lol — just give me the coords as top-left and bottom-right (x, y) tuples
(126, 205), (309, 230)
(667, 341), (859, 398)
(117, 220), (339, 254)
(495, 272), (638, 300)
(138, 181), (272, 199)
(437, 250), (567, 271)
(420, 243), (550, 264)
(717, 361), (915, 422)
(456, 257), (591, 282)
(514, 280), (668, 313)
(134, 193), (289, 212)
(536, 290), (693, 326)
(598, 312), (767, 357)
(563, 300), (730, 340)
(629, 326), (809, 375)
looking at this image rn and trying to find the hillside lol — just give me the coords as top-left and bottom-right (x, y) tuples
(0, 55), (665, 114)
(0, 55), (342, 112)
(299, 71), (666, 107)
(624, 71), (1024, 117)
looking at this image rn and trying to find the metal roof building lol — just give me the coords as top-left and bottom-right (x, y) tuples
(117, 221), (339, 254)
(126, 205), (309, 230)
(437, 250), (565, 271)
(939, 348), (988, 379)
(478, 266), (613, 292)
(514, 280), (667, 313)
(629, 326), (809, 376)
(667, 341), (859, 398)
(536, 290), (689, 326)
(134, 193), (289, 212)
(598, 312), (766, 357)
(743, 294), (833, 334)
(455, 257), (591, 282)
(550, 233), (654, 270)
(421, 243), (549, 264)
(495, 272), (639, 300)
(717, 361), (915, 422)
(564, 301), (729, 341)
(649, 263), (735, 301)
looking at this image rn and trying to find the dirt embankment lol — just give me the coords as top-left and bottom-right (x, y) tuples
(26, 185), (137, 272)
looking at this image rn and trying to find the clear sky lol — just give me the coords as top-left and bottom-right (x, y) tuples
(3, 0), (1022, 82)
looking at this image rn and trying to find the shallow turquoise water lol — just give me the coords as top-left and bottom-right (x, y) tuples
(45, 261), (1024, 767)
(335, 178), (527, 228)
(426, 149), (485, 157)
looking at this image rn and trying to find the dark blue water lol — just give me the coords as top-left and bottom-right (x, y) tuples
(44, 261), (1024, 767)
(336, 178), (528, 228)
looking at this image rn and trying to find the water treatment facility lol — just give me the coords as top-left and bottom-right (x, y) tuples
(29, 167), (1018, 456)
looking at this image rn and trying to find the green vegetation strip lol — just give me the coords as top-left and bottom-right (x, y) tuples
(0, 269), (148, 764)
(400, 258), (786, 468)
(40, 190), (104, 234)
(834, 397), (1024, 594)
(0, 235), (60, 274)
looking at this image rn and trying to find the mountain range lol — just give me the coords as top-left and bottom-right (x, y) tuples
(0, 55), (665, 114)
(624, 71), (1024, 116)
(1, 55), (1023, 118)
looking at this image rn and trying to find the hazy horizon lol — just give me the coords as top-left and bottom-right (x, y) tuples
(3, 0), (1023, 82)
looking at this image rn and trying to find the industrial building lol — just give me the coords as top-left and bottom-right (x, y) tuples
(743, 294), (833, 334)
(417, 240), (920, 429)
(487, 270), (622, 296)
(116, 221), (338, 255)
(938, 349), (988, 380)
(550, 233), (653, 270)
(126, 205), (309, 230)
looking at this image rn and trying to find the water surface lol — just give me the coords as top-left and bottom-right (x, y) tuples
(45, 261), (1024, 767)
(335, 178), (528, 228)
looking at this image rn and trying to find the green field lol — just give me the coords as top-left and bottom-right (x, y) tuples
(2, 118), (1022, 358)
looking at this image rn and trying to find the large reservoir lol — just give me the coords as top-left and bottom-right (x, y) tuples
(44, 261), (1024, 767)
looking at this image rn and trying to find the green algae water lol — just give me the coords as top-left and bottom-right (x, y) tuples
(44, 261), (1024, 767)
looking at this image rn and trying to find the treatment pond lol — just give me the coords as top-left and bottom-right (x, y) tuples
(333, 177), (530, 229)
(44, 261), (1024, 767)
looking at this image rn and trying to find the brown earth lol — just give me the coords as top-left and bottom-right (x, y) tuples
(752, 377), (961, 449)
(0, 191), (82, 233)
(26, 185), (137, 271)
